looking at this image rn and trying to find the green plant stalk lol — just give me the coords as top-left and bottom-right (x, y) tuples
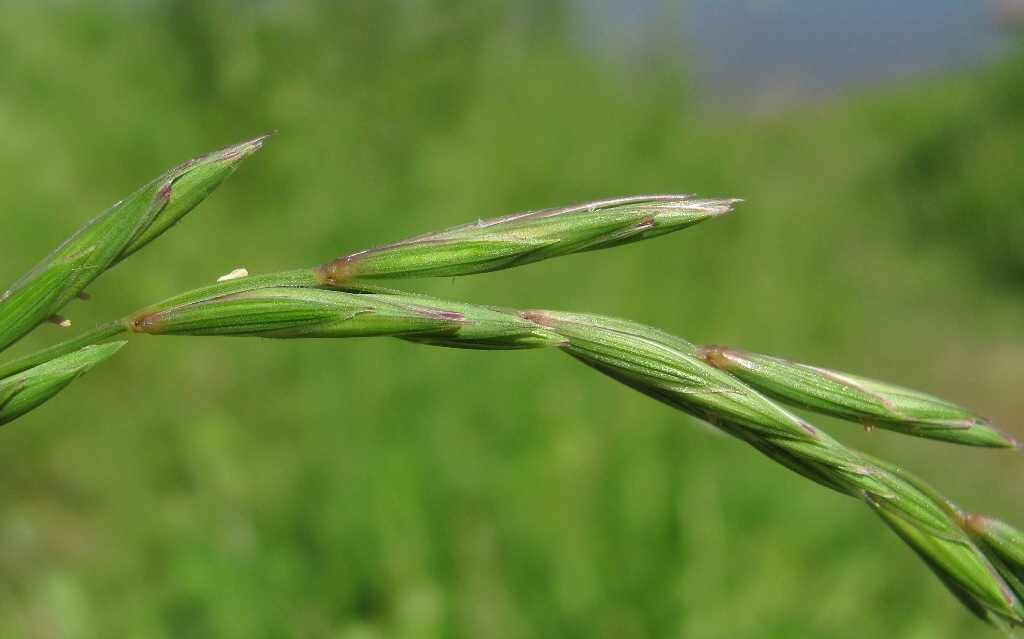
(118, 281), (1024, 626)
(1, 135), (1017, 631)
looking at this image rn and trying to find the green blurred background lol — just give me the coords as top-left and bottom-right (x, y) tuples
(1, 1), (1023, 637)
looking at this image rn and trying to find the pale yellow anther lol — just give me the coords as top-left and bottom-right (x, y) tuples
(216, 268), (249, 282)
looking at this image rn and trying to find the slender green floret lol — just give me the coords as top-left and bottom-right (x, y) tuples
(127, 282), (561, 348)
(697, 345), (1018, 449)
(129, 286), (466, 338)
(0, 342), (125, 426)
(316, 195), (736, 282)
(116, 134), (271, 261)
(967, 514), (1024, 600)
(0, 134), (269, 352)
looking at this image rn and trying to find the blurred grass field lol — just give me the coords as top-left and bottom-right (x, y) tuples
(1, 2), (1023, 637)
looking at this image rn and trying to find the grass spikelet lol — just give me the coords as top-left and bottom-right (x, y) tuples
(698, 345), (1019, 449)
(316, 195), (735, 282)
(0, 342), (125, 426)
(0, 134), (269, 352)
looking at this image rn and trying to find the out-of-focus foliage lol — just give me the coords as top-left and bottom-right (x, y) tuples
(880, 48), (1024, 286)
(0, 2), (1022, 638)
